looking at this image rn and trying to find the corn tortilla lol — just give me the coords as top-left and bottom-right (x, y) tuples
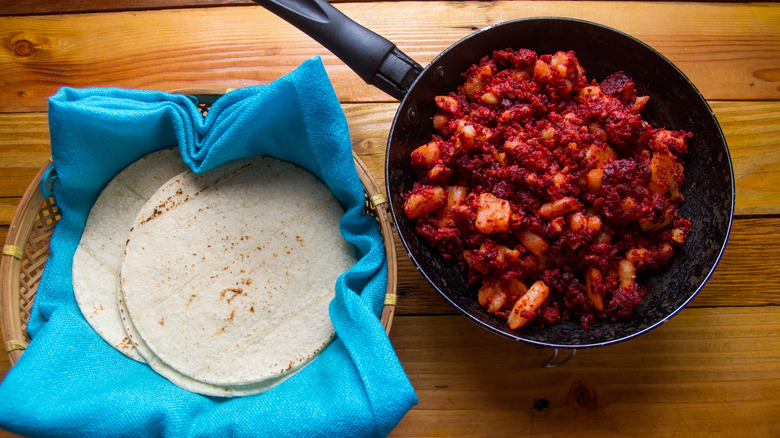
(72, 148), (188, 362)
(120, 157), (354, 387)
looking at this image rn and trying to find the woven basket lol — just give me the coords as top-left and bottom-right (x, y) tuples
(1, 129), (398, 368)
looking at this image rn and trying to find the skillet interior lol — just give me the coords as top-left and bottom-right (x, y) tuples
(385, 17), (734, 348)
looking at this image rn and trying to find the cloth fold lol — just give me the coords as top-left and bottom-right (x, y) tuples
(0, 57), (417, 438)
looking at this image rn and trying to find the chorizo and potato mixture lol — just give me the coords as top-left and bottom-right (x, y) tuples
(402, 48), (692, 330)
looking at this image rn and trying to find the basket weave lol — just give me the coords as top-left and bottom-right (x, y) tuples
(1, 151), (397, 367)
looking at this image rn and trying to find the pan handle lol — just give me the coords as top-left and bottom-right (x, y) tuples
(252, 0), (423, 100)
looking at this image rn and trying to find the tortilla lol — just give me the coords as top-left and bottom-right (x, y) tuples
(73, 148), (189, 362)
(120, 157), (354, 389)
(117, 291), (287, 397)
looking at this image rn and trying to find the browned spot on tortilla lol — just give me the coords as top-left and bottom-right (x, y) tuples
(187, 294), (197, 306)
(225, 309), (235, 322)
(138, 192), (192, 225)
(249, 306), (255, 313)
(220, 287), (243, 304)
(241, 278), (253, 285)
(158, 318), (165, 326)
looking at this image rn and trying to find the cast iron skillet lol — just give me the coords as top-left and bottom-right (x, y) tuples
(252, 0), (735, 348)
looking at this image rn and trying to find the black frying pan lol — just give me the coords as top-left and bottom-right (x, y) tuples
(252, 0), (734, 348)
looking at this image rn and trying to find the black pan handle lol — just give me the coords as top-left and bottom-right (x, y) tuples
(251, 0), (422, 100)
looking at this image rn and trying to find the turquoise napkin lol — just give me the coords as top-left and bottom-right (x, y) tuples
(0, 57), (417, 437)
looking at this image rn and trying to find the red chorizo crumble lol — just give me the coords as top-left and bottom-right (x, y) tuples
(403, 49), (692, 330)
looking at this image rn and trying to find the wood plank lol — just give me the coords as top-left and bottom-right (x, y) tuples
(1, 0), (252, 16)
(1, 307), (777, 437)
(387, 308), (780, 437)
(710, 101), (780, 216)
(2, 0), (762, 17)
(0, 200), (19, 226)
(0, 113), (50, 198)
(2, 100), (777, 214)
(1, 2), (778, 112)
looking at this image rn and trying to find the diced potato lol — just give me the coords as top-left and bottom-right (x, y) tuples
(475, 193), (511, 234)
(585, 267), (604, 311)
(585, 142), (616, 167)
(534, 59), (551, 78)
(403, 186), (445, 219)
(478, 279), (507, 313)
(586, 168), (603, 194)
(671, 227), (686, 244)
(626, 247), (650, 265)
(551, 216), (565, 233)
(619, 259), (636, 287)
(539, 197), (579, 219)
(435, 95), (459, 114)
(435, 185), (468, 227)
(411, 141), (442, 168)
(628, 95), (649, 113)
(518, 230), (547, 257)
(648, 151), (676, 194)
(578, 85), (601, 97)
(432, 113), (451, 131)
(568, 212), (587, 233)
(507, 281), (549, 329)
(587, 215), (602, 231)
(552, 172), (567, 188)
(507, 278), (529, 295)
(480, 92), (499, 105)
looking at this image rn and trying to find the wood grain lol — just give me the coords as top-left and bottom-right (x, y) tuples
(2, 0), (765, 17)
(1, 1), (779, 112)
(709, 101), (780, 216)
(1, 100), (779, 216)
(387, 307), (780, 437)
(2, 0), (253, 16)
(0, 113), (50, 199)
(0, 307), (775, 437)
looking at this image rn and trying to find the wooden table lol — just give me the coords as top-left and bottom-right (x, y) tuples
(1, 1), (779, 436)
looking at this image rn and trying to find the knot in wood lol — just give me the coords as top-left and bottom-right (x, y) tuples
(13, 40), (34, 57)
(567, 380), (598, 411)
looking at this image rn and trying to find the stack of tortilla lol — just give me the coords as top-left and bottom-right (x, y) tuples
(72, 150), (355, 396)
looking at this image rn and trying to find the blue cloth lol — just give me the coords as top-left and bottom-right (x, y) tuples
(0, 57), (417, 437)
